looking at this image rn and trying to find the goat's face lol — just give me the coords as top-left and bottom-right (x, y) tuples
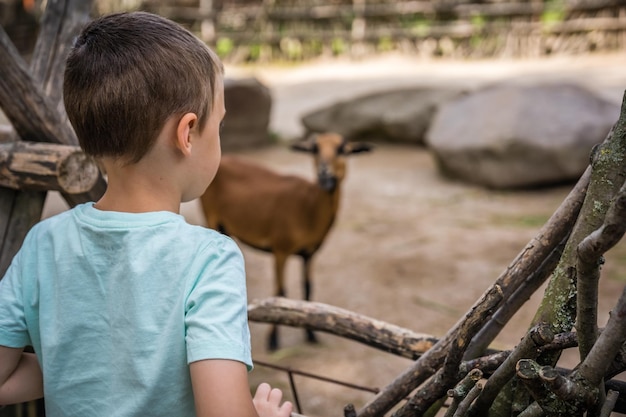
(290, 133), (373, 192)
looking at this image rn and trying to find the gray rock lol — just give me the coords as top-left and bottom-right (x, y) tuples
(425, 83), (620, 188)
(222, 77), (272, 151)
(302, 87), (464, 145)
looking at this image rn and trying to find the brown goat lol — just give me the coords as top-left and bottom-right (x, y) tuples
(200, 132), (373, 350)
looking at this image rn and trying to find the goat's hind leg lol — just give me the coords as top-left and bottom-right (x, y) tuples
(268, 252), (288, 351)
(303, 255), (317, 344)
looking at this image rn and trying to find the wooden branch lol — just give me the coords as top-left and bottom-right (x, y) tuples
(215, 0), (623, 22)
(449, 369), (483, 401)
(0, 189), (46, 274)
(599, 390), (619, 417)
(357, 284), (504, 417)
(540, 367), (596, 407)
(577, 181), (626, 359)
(468, 323), (555, 416)
(0, 125), (12, 143)
(444, 369), (482, 417)
(0, 24), (77, 146)
(577, 285), (626, 386)
(531, 90), (626, 364)
(465, 236), (567, 359)
(216, 17), (626, 44)
(393, 285), (504, 417)
(0, 0), (104, 278)
(452, 384), (482, 417)
(516, 359), (565, 415)
(606, 340), (626, 379)
(31, 0), (92, 112)
(358, 170), (589, 416)
(0, 141), (99, 194)
(515, 281), (626, 416)
(248, 297), (437, 359)
(463, 165), (589, 360)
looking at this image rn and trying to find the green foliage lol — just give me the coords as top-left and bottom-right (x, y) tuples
(470, 14), (486, 30)
(541, 0), (566, 25)
(215, 37), (234, 58)
(280, 37), (303, 60)
(306, 39), (324, 56)
(331, 37), (347, 55)
(470, 34), (483, 49)
(248, 43), (261, 61)
(377, 36), (394, 52)
(409, 17), (431, 37)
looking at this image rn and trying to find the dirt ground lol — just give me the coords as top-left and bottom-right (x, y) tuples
(41, 52), (626, 416)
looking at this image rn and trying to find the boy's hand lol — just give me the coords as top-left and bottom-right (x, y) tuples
(253, 383), (293, 417)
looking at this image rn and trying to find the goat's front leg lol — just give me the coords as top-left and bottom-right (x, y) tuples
(268, 252), (288, 351)
(302, 255), (317, 344)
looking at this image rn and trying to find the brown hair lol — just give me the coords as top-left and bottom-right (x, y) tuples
(63, 11), (223, 164)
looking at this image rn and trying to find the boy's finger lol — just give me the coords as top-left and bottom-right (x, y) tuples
(268, 386), (283, 404)
(254, 382), (271, 400)
(280, 400), (293, 416)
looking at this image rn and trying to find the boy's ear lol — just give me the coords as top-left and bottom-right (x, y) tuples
(176, 113), (198, 156)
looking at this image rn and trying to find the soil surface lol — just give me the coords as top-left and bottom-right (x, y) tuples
(41, 52), (626, 416)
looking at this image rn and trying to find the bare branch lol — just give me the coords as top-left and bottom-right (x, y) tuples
(444, 369), (482, 417)
(390, 285), (503, 417)
(357, 192), (586, 417)
(598, 390), (619, 417)
(248, 297), (437, 359)
(0, 141), (99, 194)
(531, 91), (626, 367)
(516, 359), (566, 415)
(465, 237), (566, 360)
(468, 323), (554, 416)
(577, 285), (626, 386)
(539, 366), (596, 409)
(577, 181), (626, 360)
(452, 384), (482, 417)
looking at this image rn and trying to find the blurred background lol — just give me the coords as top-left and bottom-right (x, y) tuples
(2, 1), (626, 416)
(3, 0), (626, 63)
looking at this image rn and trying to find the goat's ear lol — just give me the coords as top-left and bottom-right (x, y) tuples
(290, 137), (318, 153)
(343, 142), (374, 155)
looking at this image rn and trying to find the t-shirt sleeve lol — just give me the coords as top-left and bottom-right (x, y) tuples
(0, 249), (32, 348)
(184, 236), (252, 370)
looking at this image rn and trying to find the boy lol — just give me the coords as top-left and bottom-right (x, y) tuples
(0, 11), (292, 417)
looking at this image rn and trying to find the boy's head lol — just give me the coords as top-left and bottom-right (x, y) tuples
(63, 11), (223, 164)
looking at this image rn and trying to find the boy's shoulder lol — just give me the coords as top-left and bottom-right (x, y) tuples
(30, 205), (78, 234)
(184, 222), (241, 253)
(27, 203), (239, 252)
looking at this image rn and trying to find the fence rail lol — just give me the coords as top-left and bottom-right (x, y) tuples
(140, 0), (626, 62)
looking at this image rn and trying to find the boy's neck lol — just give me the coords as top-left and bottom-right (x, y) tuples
(96, 156), (183, 214)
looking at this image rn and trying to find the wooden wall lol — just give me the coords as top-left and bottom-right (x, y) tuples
(141, 0), (626, 62)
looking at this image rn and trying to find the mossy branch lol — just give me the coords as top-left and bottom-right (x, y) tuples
(531, 90), (626, 358)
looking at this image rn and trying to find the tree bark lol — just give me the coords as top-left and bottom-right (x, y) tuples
(531, 92), (626, 362)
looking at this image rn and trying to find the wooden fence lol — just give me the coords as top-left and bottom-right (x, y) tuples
(141, 0), (626, 62)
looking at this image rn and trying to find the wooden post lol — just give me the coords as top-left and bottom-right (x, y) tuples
(0, 0), (104, 277)
(0, 141), (100, 194)
(351, 0), (366, 56)
(199, 0), (215, 43)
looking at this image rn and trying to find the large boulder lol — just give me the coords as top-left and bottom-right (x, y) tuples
(221, 77), (272, 151)
(301, 87), (464, 145)
(425, 83), (620, 189)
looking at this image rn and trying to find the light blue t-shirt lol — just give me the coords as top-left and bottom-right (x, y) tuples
(0, 203), (252, 417)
